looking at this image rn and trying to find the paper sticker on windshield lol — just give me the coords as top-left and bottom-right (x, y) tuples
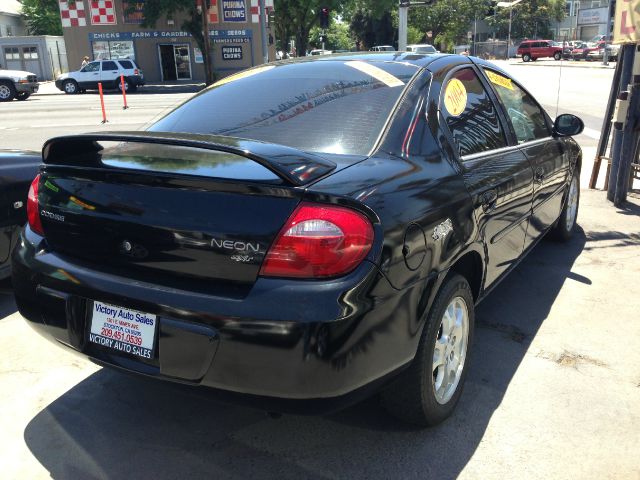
(346, 61), (405, 87)
(486, 70), (513, 90)
(213, 65), (275, 87)
(443, 78), (467, 116)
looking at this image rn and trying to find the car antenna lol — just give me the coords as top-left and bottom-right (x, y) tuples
(555, 36), (565, 118)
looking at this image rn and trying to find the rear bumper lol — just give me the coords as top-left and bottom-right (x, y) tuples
(12, 228), (426, 412)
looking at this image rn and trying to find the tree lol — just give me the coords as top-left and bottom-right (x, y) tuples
(273, 0), (343, 56)
(309, 21), (353, 51)
(21, 0), (63, 36)
(407, 0), (490, 51)
(346, 0), (396, 50)
(487, 0), (565, 40)
(141, 0), (215, 84)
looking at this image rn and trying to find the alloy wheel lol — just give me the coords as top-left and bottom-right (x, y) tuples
(432, 296), (469, 404)
(566, 175), (578, 231)
(0, 84), (11, 100)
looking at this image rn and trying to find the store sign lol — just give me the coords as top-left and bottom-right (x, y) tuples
(123, 0), (145, 24)
(89, 31), (192, 40)
(613, 0), (640, 44)
(222, 46), (243, 60)
(577, 7), (608, 25)
(210, 29), (253, 44)
(221, 0), (247, 22)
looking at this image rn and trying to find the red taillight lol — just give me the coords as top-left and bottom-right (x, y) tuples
(134, 68), (139, 75)
(260, 202), (374, 279)
(27, 174), (44, 236)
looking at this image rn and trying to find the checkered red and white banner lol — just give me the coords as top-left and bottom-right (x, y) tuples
(209, 0), (219, 24)
(196, 0), (219, 23)
(59, 0), (87, 27)
(90, 0), (117, 25)
(249, 0), (273, 23)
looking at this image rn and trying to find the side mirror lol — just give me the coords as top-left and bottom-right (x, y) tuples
(554, 113), (584, 137)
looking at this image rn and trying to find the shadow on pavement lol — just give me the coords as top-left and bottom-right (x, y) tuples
(24, 230), (587, 479)
(0, 278), (17, 319)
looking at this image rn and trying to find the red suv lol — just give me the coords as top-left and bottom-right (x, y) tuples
(517, 40), (563, 62)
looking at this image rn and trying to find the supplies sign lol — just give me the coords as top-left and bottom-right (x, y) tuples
(443, 78), (467, 117)
(486, 70), (513, 90)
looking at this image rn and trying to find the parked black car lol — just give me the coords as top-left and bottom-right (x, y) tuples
(13, 53), (583, 426)
(1, 151), (40, 279)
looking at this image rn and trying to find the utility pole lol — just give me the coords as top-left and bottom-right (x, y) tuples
(497, 1), (523, 60)
(259, 0), (268, 63)
(398, 1), (433, 52)
(399, 3), (408, 51)
(200, 0), (214, 85)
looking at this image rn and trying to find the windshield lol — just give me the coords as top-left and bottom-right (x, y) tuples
(150, 60), (419, 156)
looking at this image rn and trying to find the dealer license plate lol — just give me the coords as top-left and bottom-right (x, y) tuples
(89, 301), (157, 359)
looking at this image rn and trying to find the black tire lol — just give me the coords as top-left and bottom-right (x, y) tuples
(551, 170), (580, 241)
(118, 78), (136, 93)
(522, 53), (531, 62)
(16, 91), (30, 101)
(381, 274), (475, 427)
(63, 79), (78, 94)
(0, 81), (16, 102)
(554, 52), (562, 60)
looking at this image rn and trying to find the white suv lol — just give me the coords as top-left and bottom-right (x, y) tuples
(55, 59), (144, 94)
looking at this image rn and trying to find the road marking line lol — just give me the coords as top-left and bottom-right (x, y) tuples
(581, 127), (601, 140)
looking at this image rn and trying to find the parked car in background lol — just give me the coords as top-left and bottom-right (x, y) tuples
(370, 45), (395, 51)
(14, 53), (584, 427)
(308, 49), (332, 56)
(517, 40), (563, 61)
(0, 150), (40, 279)
(0, 69), (39, 101)
(587, 42), (620, 61)
(570, 41), (595, 61)
(406, 44), (438, 54)
(55, 59), (144, 94)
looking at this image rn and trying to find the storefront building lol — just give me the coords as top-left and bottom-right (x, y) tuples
(57, 0), (275, 82)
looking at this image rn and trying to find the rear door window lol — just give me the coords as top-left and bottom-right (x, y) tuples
(483, 68), (550, 143)
(102, 61), (118, 71)
(440, 67), (507, 157)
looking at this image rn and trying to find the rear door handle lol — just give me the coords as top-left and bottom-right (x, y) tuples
(534, 167), (545, 184)
(480, 189), (498, 213)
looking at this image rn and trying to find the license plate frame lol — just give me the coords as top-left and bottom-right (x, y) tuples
(88, 300), (157, 360)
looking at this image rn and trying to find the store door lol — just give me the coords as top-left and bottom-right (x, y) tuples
(159, 44), (192, 81)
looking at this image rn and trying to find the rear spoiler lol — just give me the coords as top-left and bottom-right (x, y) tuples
(41, 131), (337, 186)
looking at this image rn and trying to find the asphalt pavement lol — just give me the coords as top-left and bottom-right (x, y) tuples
(0, 61), (639, 479)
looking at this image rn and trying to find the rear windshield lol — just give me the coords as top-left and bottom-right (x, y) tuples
(150, 60), (419, 155)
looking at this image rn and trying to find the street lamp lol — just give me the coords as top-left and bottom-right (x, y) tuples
(497, 0), (523, 60)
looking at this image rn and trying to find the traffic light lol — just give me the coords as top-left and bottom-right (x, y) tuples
(319, 7), (329, 29)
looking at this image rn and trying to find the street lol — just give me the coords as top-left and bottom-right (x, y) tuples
(1, 61), (639, 479)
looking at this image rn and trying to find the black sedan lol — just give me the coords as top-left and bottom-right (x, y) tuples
(0, 151), (40, 279)
(12, 53), (583, 426)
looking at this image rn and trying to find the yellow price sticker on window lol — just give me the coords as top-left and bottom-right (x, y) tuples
(346, 61), (405, 88)
(486, 70), (513, 90)
(213, 65), (275, 87)
(443, 78), (467, 117)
